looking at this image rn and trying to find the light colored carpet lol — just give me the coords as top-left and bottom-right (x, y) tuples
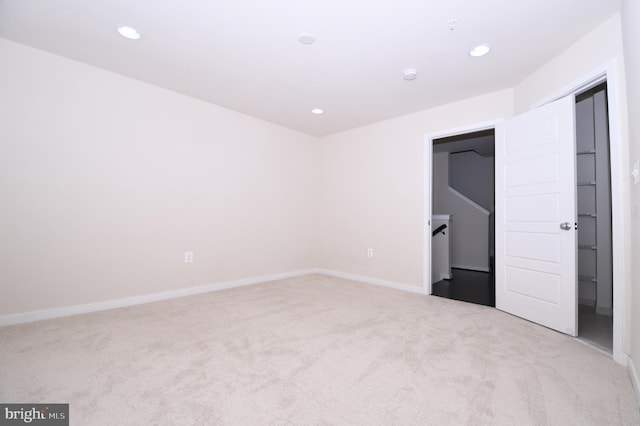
(1, 274), (638, 425)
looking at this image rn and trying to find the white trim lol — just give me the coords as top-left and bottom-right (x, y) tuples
(427, 119), (504, 140)
(317, 269), (426, 295)
(578, 297), (596, 307)
(432, 214), (452, 220)
(0, 269), (319, 326)
(628, 355), (640, 409)
(424, 135), (433, 295)
(448, 186), (491, 215)
(451, 264), (491, 273)
(424, 119), (502, 296)
(531, 64), (608, 109)
(529, 59), (626, 365)
(603, 61), (627, 366)
(595, 306), (613, 316)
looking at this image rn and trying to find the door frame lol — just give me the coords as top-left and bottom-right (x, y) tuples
(423, 60), (626, 365)
(423, 118), (502, 296)
(532, 60), (626, 365)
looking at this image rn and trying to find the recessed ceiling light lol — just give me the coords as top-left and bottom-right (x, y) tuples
(118, 26), (141, 40)
(298, 33), (316, 45)
(469, 44), (491, 57)
(311, 108), (324, 115)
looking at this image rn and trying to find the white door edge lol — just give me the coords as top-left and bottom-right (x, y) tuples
(495, 95), (577, 336)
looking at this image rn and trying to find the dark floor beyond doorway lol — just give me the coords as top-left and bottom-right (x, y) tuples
(432, 268), (495, 307)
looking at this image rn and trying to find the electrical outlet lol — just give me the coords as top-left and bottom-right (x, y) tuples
(184, 251), (194, 263)
(367, 248), (374, 258)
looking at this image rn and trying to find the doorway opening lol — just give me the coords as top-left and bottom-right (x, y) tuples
(431, 129), (495, 307)
(575, 82), (613, 353)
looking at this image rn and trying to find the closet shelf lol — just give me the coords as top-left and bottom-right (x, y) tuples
(579, 275), (597, 283)
(578, 181), (597, 186)
(577, 150), (596, 155)
(578, 213), (597, 218)
(579, 244), (597, 250)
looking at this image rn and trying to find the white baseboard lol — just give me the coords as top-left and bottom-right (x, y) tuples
(0, 269), (319, 327)
(451, 264), (491, 273)
(578, 297), (596, 307)
(317, 269), (426, 295)
(629, 355), (640, 409)
(596, 306), (613, 316)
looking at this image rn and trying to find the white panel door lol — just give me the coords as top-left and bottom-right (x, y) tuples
(495, 96), (577, 336)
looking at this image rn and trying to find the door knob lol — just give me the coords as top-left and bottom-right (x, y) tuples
(560, 222), (572, 230)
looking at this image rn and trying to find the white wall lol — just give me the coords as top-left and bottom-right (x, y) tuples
(449, 150), (494, 211)
(621, 0), (640, 396)
(317, 90), (513, 288)
(0, 38), (318, 316)
(514, 14), (627, 114)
